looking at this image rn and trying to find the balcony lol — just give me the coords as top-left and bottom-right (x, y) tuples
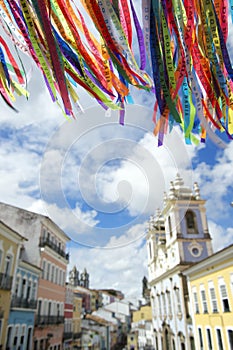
(35, 315), (65, 326)
(73, 332), (82, 340)
(39, 237), (69, 261)
(11, 296), (37, 309)
(63, 332), (73, 341)
(0, 273), (13, 290)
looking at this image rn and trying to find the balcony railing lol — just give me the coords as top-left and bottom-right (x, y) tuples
(35, 315), (65, 326)
(11, 296), (37, 309)
(0, 273), (13, 290)
(73, 332), (82, 340)
(63, 332), (73, 341)
(39, 237), (69, 261)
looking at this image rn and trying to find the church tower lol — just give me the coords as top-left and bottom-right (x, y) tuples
(146, 175), (213, 350)
(163, 174), (213, 270)
(80, 268), (89, 289)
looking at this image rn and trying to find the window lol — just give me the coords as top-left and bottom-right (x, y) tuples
(149, 242), (152, 259)
(21, 326), (26, 347)
(26, 280), (31, 300)
(162, 293), (167, 316)
(166, 291), (172, 315)
(26, 327), (32, 350)
(216, 329), (224, 350)
(158, 295), (162, 316)
(42, 260), (46, 279)
(219, 283), (230, 312)
(200, 288), (208, 313)
(175, 288), (182, 313)
(4, 255), (12, 276)
(190, 336), (195, 350)
(59, 270), (62, 285)
(198, 328), (203, 350)
(6, 326), (13, 349)
(206, 328), (213, 350)
(13, 326), (19, 346)
(14, 276), (21, 296)
(209, 282), (218, 312)
(47, 263), (50, 280)
(193, 290), (199, 313)
(22, 278), (27, 299)
(51, 265), (54, 282)
(168, 216), (172, 238)
(55, 267), (58, 284)
(48, 302), (52, 316)
(231, 274), (233, 295)
(185, 210), (197, 233)
(31, 281), (37, 300)
(228, 330), (233, 350)
(38, 300), (42, 316)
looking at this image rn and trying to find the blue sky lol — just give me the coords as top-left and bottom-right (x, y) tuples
(0, 3), (233, 298)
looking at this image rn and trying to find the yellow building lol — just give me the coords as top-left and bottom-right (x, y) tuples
(72, 295), (82, 348)
(132, 305), (152, 323)
(0, 220), (25, 347)
(127, 330), (138, 350)
(127, 305), (154, 350)
(184, 243), (233, 350)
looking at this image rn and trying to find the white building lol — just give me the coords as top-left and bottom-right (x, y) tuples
(147, 175), (213, 350)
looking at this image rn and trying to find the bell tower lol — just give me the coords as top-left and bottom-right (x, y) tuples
(147, 174), (213, 278)
(163, 174), (213, 269)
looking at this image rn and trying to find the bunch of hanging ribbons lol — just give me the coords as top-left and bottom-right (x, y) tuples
(0, 0), (233, 146)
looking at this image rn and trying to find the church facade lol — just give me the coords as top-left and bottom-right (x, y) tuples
(146, 174), (213, 350)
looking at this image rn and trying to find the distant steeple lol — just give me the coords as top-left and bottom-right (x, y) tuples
(142, 276), (150, 304)
(69, 265), (79, 286)
(80, 268), (90, 289)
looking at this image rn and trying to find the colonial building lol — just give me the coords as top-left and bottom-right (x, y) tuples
(72, 295), (82, 349)
(0, 221), (25, 349)
(7, 253), (40, 350)
(0, 202), (70, 350)
(63, 284), (73, 350)
(147, 175), (213, 350)
(131, 304), (154, 350)
(183, 243), (233, 350)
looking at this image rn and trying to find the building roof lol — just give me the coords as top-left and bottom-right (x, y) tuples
(0, 220), (27, 241)
(85, 314), (112, 326)
(0, 201), (71, 241)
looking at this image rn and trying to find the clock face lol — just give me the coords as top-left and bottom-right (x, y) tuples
(188, 242), (203, 258)
(192, 247), (199, 256)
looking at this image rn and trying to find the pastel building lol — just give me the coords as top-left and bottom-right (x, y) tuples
(131, 305), (154, 350)
(0, 202), (70, 350)
(0, 221), (25, 348)
(6, 254), (40, 350)
(63, 284), (73, 350)
(72, 295), (82, 349)
(147, 175), (213, 350)
(183, 243), (233, 350)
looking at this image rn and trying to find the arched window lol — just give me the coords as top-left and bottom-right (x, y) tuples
(185, 211), (197, 233)
(168, 216), (172, 238)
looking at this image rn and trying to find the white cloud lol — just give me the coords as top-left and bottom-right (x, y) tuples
(68, 223), (148, 298)
(194, 141), (233, 220)
(96, 128), (197, 217)
(208, 220), (233, 252)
